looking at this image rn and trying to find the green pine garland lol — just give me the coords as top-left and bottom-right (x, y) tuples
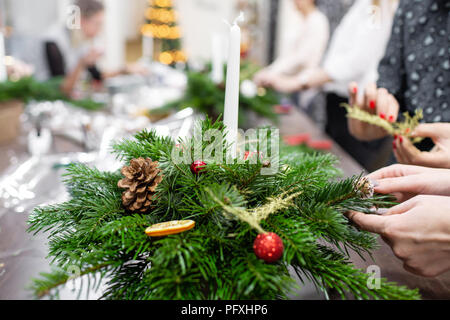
(27, 118), (420, 300)
(0, 77), (104, 111)
(149, 63), (279, 128)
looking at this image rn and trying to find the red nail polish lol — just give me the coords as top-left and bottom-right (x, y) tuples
(399, 136), (403, 143)
(388, 115), (394, 122)
(353, 86), (358, 94)
(394, 134), (398, 139)
(380, 113), (386, 119)
(392, 141), (397, 149)
(369, 100), (376, 109)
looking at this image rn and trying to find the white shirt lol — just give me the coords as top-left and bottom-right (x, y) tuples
(41, 23), (94, 79)
(322, 0), (398, 97)
(269, 9), (330, 75)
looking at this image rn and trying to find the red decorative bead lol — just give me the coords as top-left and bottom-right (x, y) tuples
(253, 232), (284, 263)
(190, 160), (206, 175)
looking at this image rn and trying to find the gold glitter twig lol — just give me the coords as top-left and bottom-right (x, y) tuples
(341, 103), (423, 143)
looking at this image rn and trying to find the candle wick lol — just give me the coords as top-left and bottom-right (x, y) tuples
(223, 11), (245, 28)
(233, 11), (245, 26)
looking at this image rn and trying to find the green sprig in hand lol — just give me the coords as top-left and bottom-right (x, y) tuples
(341, 103), (424, 144)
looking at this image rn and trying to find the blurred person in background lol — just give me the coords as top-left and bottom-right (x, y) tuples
(259, 0), (399, 171)
(347, 0), (450, 169)
(253, 0), (329, 87)
(44, 0), (146, 96)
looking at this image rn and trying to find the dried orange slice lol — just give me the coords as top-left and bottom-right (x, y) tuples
(145, 220), (195, 237)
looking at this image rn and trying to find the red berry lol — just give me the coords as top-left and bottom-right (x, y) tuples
(253, 232), (284, 263)
(190, 160), (206, 175)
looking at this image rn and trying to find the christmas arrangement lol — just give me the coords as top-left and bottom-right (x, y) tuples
(0, 77), (104, 111)
(28, 118), (420, 300)
(148, 63), (279, 128)
(342, 103), (424, 143)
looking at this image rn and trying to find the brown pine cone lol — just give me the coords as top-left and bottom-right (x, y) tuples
(117, 157), (163, 213)
(355, 177), (375, 199)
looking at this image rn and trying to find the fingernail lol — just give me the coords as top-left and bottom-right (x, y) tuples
(368, 178), (379, 187)
(392, 141), (397, 149)
(380, 113), (386, 120)
(377, 208), (389, 215)
(353, 86), (358, 94)
(393, 134), (398, 139)
(388, 115), (394, 122)
(399, 136), (403, 143)
(369, 100), (376, 109)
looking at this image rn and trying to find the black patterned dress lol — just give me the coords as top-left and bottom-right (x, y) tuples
(377, 0), (450, 127)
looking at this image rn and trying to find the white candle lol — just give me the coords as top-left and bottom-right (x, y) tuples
(142, 34), (153, 60)
(223, 13), (244, 159)
(211, 33), (223, 84)
(0, 32), (7, 82)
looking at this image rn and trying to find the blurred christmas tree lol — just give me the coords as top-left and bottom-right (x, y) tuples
(141, 0), (186, 65)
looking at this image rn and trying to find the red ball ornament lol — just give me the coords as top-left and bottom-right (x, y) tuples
(190, 160), (207, 175)
(253, 232), (284, 263)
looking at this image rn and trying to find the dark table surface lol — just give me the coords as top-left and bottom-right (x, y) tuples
(0, 108), (448, 299)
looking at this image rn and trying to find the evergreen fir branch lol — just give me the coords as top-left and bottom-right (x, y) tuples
(29, 263), (113, 299)
(27, 117), (421, 300)
(0, 77), (104, 110)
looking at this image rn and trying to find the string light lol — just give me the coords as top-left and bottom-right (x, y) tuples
(159, 51), (173, 65)
(158, 50), (186, 64)
(141, 24), (180, 39)
(143, 0), (186, 65)
(153, 0), (172, 8)
(145, 8), (177, 23)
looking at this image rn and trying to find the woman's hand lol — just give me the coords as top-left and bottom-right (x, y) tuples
(81, 48), (103, 67)
(347, 195), (450, 277)
(124, 63), (150, 76)
(394, 123), (450, 169)
(253, 69), (275, 87)
(347, 82), (400, 141)
(266, 74), (305, 93)
(368, 164), (450, 202)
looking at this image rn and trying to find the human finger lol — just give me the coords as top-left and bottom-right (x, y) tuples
(364, 82), (378, 114)
(386, 94), (400, 123)
(376, 88), (390, 120)
(346, 211), (388, 234)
